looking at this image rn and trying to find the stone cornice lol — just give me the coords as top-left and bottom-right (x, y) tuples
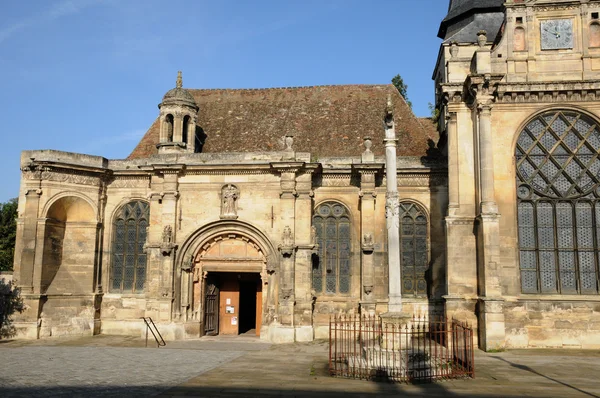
(352, 163), (384, 174)
(496, 80), (600, 104)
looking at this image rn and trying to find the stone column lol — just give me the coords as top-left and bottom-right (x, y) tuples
(173, 113), (183, 143)
(383, 97), (402, 313)
(187, 118), (196, 151)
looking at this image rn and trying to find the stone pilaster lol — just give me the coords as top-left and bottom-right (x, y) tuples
(468, 73), (506, 351)
(446, 111), (459, 216)
(353, 163), (383, 314)
(144, 164), (184, 322)
(293, 165), (317, 341)
(273, 162), (303, 327)
(17, 183), (43, 294)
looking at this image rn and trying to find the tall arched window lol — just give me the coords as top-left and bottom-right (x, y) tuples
(110, 201), (149, 293)
(516, 110), (600, 294)
(399, 202), (428, 297)
(312, 202), (351, 294)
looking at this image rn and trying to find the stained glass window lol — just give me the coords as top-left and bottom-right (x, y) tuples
(399, 202), (428, 296)
(111, 201), (149, 293)
(516, 110), (600, 294)
(312, 202), (351, 294)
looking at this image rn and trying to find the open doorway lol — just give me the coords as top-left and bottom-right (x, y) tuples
(203, 272), (262, 337)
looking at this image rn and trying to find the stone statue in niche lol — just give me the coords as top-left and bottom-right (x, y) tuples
(162, 225), (172, 244)
(220, 184), (239, 219)
(282, 226), (294, 247)
(363, 233), (373, 247)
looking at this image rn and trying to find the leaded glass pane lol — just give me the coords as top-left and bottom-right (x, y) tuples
(539, 251), (557, 293)
(399, 202), (428, 297)
(111, 200), (149, 293)
(312, 202), (351, 295)
(516, 110), (600, 294)
(578, 251), (597, 292)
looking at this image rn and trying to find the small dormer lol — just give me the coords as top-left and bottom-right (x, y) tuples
(157, 71), (199, 154)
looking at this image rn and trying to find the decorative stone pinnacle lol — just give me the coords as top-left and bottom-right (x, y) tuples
(176, 71), (183, 88)
(477, 30), (487, 47)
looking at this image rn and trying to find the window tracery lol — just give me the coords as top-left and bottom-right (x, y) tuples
(516, 110), (600, 294)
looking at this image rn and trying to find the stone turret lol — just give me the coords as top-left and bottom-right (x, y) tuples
(157, 71), (199, 154)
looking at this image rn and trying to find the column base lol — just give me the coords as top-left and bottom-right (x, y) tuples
(477, 297), (506, 352)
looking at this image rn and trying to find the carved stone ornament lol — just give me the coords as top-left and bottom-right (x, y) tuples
(220, 184), (239, 219)
(281, 288), (293, 301)
(449, 41), (458, 58)
(284, 135), (294, 151)
(362, 233), (374, 253)
(181, 254), (194, 272)
(385, 192), (400, 227)
(363, 284), (373, 295)
(162, 225), (173, 244)
(278, 225), (295, 256)
(160, 225), (177, 256)
(477, 30), (487, 47)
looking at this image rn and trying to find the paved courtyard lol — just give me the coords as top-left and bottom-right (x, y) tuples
(1, 335), (600, 397)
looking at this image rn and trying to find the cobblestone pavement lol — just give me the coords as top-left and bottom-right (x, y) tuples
(0, 336), (269, 397)
(2, 335), (600, 397)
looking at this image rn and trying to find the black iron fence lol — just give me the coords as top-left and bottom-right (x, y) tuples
(329, 314), (474, 383)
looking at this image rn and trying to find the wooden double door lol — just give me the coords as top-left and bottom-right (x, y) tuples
(203, 272), (262, 336)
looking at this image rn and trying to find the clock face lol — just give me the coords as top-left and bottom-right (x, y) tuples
(541, 19), (573, 50)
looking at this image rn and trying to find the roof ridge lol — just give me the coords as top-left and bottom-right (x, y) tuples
(188, 83), (394, 92)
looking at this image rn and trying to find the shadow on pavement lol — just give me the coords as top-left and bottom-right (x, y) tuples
(0, 385), (526, 398)
(490, 356), (600, 398)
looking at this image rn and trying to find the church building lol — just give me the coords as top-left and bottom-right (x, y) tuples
(12, 0), (600, 350)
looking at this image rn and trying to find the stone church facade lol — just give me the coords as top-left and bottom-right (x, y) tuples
(11, 0), (600, 350)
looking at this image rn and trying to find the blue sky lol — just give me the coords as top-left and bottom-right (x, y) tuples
(0, 0), (448, 202)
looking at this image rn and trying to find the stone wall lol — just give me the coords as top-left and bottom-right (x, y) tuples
(505, 299), (600, 349)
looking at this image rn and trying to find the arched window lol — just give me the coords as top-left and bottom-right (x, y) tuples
(399, 202), (428, 297)
(182, 115), (190, 144)
(165, 114), (174, 142)
(312, 202), (351, 294)
(110, 201), (149, 293)
(516, 110), (600, 294)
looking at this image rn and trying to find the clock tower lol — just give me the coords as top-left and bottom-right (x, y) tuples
(435, 0), (600, 351)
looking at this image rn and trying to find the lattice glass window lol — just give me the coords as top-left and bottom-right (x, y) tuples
(111, 201), (149, 293)
(516, 110), (600, 294)
(312, 202), (351, 294)
(399, 202), (428, 297)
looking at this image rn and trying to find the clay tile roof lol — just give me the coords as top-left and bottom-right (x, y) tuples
(128, 84), (436, 160)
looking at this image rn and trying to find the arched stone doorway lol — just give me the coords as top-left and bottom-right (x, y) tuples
(177, 221), (278, 338)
